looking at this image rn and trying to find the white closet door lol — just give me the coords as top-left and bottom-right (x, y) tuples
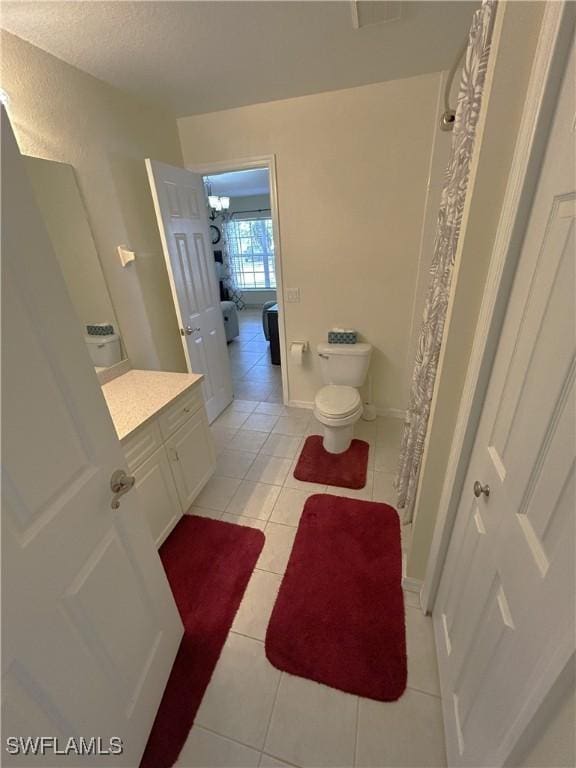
(434, 43), (575, 768)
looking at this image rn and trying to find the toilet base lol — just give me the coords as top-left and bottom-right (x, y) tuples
(322, 424), (354, 454)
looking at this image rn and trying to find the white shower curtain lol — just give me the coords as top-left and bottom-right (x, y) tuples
(395, 0), (497, 522)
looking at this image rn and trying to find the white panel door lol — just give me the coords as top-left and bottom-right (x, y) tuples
(1, 109), (183, 766)
(434, 44), (575, 767)
(146, 160), (233, 423)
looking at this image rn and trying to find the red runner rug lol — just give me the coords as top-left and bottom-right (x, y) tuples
(266, 494), (406, 701)
(140, 515), (264, 768)
(293, 435), (369, 489)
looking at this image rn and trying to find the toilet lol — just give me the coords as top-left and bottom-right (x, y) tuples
(314, 342), (372, 454)
(84, 333), (122, 369)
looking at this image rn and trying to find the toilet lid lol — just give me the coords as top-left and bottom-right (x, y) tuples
(315, 385), (361, 418)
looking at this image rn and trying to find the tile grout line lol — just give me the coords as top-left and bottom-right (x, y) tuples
(253, 565), (286, 576)
(405, 683), (442, 699)
(229, 628), (267, 644)
(260, 752), (301, 768)
(260, 670), (284, 761)
(353, 694), (360, 768)
(190, 721), (264, 757)
(192, 654), (440, 763)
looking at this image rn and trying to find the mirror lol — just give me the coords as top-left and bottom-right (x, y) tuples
(24, 156), (126, 371)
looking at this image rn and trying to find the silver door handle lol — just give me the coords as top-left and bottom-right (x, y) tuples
(473, 481), (490, 498)
(110, 469), (135, 509)
(181, 326), (200, 336)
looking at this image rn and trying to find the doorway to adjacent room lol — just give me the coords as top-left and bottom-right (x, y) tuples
(194, 157), (287, 405)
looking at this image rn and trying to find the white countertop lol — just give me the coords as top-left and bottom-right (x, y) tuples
(102, 369), (203, 441)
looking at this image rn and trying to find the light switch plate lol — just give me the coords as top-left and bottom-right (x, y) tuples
(286, 288), (300, 303)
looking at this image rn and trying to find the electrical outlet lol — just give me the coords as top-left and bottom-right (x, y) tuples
(286, 288), (300, 303)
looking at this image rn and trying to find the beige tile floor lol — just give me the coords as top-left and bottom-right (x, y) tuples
(175, 311), (445, 768)
(227, 310), (283, 404)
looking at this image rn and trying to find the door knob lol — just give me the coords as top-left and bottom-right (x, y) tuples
(110, 469), (135, 510)
(181, 326), (200, 336)
(473, 480), (490, 498)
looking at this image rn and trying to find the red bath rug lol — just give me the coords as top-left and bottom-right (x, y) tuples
(140, 516), (264, 768)
(266, 494), (406, 701)
(293, 435), (369, 489)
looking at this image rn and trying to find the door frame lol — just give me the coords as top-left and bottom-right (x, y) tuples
(187, 155), (288, 405)
(422, 0), (574, 613)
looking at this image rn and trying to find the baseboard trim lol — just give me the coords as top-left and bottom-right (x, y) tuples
(376, 407), (407, 420)
(287, 400), (407, 419)
(287, 399), (314, 410)
(402, 575), (423, 594)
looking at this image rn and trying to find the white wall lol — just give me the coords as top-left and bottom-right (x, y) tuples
(1, 31), (186, 373)
(178, 73), (442, 411)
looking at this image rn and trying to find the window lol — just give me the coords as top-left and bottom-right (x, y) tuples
(225, 217), (276, 289)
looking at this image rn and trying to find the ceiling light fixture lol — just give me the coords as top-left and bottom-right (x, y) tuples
(204, 178), (230, 220)
(208, 194), (230, 212)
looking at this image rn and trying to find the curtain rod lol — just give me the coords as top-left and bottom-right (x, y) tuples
(230, 208), (271, 217)
(441, 37), (468, 131)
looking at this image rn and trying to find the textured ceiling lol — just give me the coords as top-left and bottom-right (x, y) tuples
(0, 1), (478, 117)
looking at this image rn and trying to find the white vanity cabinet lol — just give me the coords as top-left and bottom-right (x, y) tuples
(104, 371), (215, 548)
(132, 446), (182, 547)
(165, 408), (216, 513)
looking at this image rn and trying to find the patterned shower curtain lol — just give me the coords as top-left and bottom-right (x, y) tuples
(395, 0), (496, 522)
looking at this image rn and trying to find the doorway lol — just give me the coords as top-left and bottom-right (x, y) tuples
(192, 157), (287, 405)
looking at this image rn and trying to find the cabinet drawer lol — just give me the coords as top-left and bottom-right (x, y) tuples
(158, 385), (203, 440)
(122, 420), (163, 472)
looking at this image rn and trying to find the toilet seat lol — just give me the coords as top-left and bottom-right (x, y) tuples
(314, 385), (362, 420)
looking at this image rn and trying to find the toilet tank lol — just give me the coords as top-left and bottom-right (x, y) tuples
(317, 342), (372, 386)
(85, 334), (122, 368)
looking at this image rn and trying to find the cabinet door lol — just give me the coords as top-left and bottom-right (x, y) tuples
(166, 407), (216, 512)
(133, 447), (182, 548)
